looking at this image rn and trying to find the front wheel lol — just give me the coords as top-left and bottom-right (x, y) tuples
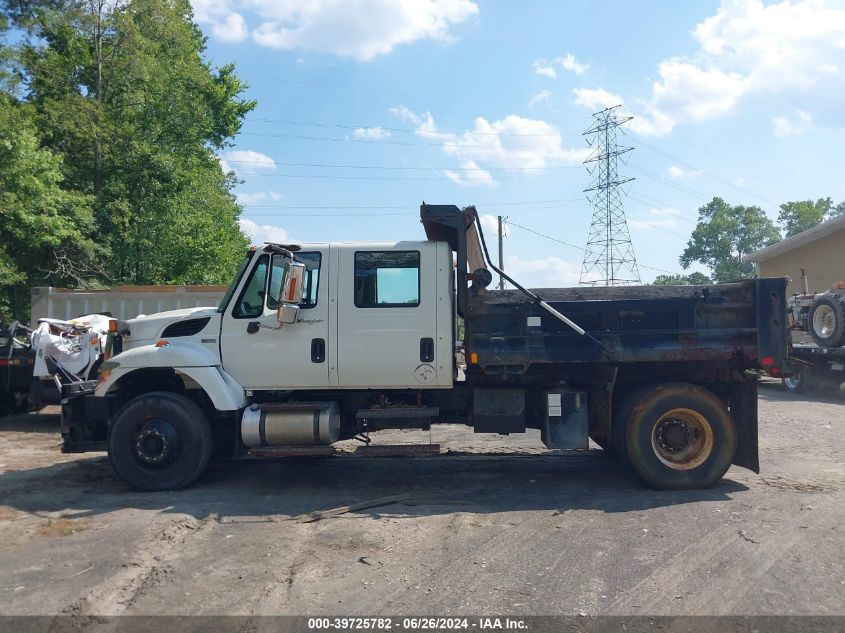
(624, 383), (736, 490)
(108, 391), (212, 491)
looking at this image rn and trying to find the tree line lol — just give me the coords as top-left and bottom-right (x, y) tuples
(653, 197), (845, 285)
(0, 0), (255, 321)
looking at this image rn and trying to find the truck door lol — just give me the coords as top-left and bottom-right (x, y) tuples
(219, 248), (330, 390)
(336, 243), (443, 388)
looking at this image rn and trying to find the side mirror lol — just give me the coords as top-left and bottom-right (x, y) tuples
(283, 261), (306, 304)
(276, 261), (306, 325)
(277, 304), (299, 324)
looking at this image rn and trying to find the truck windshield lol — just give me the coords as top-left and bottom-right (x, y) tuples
(217, 251), (254, 313)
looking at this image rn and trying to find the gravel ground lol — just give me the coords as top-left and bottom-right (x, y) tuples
(0, 382), (842, 616)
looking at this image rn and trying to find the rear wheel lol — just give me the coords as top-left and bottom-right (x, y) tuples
(809, 296), (845, 348)
(108, 391), (212, 491)
(611, 386), (653, 465)
(783, 366), (815, 395)
(624, 383), (736, 489)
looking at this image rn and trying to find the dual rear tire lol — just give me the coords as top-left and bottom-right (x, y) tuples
(613, 383), (736, 489)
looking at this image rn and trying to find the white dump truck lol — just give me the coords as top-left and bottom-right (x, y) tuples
(60, 204), (791, 492)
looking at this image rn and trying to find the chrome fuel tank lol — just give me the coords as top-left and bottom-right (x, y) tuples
(241, 402), (340, 447)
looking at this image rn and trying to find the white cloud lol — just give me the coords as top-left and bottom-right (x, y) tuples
(667, 165), (702, 180)
(629, 208), (681, 230)
(479, 214), (507, 236)
(192, 0), (248, 42)
(237, 190), (283, 206)
(642, 60), (745, 133)
(573, 1), (845, 136)
(220, 150), (276, 177)
(772, 109), (813, 138)
(197, 0), (479, 61)
(351, 126), (391, 140)
(527, 90), (552, 108)
(506, 256), (581, 288)
(558, 53), (590, 75)
(239, 218), (290, 245)
(444, 160), (497, 188)
(392, 106), (588, 187)
(390, 104), (437, 133)
(532, 53), (590, 78)
(532, 60), (557, 78)
(572, 87), (622, 111)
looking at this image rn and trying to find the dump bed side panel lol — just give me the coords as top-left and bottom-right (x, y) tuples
(464, 278), (789, 375)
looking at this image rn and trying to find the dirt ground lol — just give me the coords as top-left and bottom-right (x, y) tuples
(0, 382), (842, 617)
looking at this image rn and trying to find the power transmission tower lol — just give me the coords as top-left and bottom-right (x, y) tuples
(579, 105), (641, 286)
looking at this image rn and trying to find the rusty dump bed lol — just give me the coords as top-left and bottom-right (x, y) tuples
(466, 278), (789, 372)
(419, 202), (790, 378)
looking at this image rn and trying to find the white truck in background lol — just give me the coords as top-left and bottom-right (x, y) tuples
(14, 286), (229, 410)
(31, 285), (228, 325)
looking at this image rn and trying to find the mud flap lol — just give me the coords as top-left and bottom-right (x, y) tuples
(730, 379), (759, 473)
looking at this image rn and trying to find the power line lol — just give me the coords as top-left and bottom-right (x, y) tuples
(248, 117), (577, 138)
(223, 158), (583, 171)
(632, 132), (778, 205)
(249, 75), (427, 97)
(230, 172), (564, 182)
(507, 220), (584, 251)
(628, 164), (712, 201)
(244, 212), (411, 217)
(239, 198), (583, 209)
(241, 199), (585, 215)
(506, 220), (681, 276)
(237, 130), (578, 150)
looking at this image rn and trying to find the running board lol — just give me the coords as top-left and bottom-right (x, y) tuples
(355, 406), (440, 419)
(354, 444), (441, 457)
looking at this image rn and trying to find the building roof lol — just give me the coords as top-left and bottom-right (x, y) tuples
(744, 213), (845, 263)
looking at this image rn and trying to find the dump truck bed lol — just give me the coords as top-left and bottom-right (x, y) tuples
(465, 277), (789, 374)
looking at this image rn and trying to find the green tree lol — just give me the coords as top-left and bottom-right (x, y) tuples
(777, 198), (836, 237)
(4, 0), (253, 292)
(652, 272), (712, 286)
(0, 95), (100, 319)
(680, 197), (781, 283)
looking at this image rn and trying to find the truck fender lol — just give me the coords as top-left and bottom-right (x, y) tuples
(95, 341), (246, 411)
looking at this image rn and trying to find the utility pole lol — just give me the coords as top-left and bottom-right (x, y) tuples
(579, 105), (640, 286)
(497, 215), (505, 290)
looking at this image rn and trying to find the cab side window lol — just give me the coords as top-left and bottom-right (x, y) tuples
(233, 255), (269, 318)
(354, 251), (420, 308)
(298, 252), (321, 309)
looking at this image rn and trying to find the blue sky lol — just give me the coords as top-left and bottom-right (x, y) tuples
(196, 0), (845, 286)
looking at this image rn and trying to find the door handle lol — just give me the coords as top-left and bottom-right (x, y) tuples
(420, 337), (434, 362)
(311, 338), (326, 363)
(247, 322), (260, 334)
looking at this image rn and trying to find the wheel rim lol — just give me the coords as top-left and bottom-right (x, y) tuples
(783, 375), (801, 390)
(650, 408), (714, 470)
(133, 418), (181, 468)
(813, 305), (836, 339)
